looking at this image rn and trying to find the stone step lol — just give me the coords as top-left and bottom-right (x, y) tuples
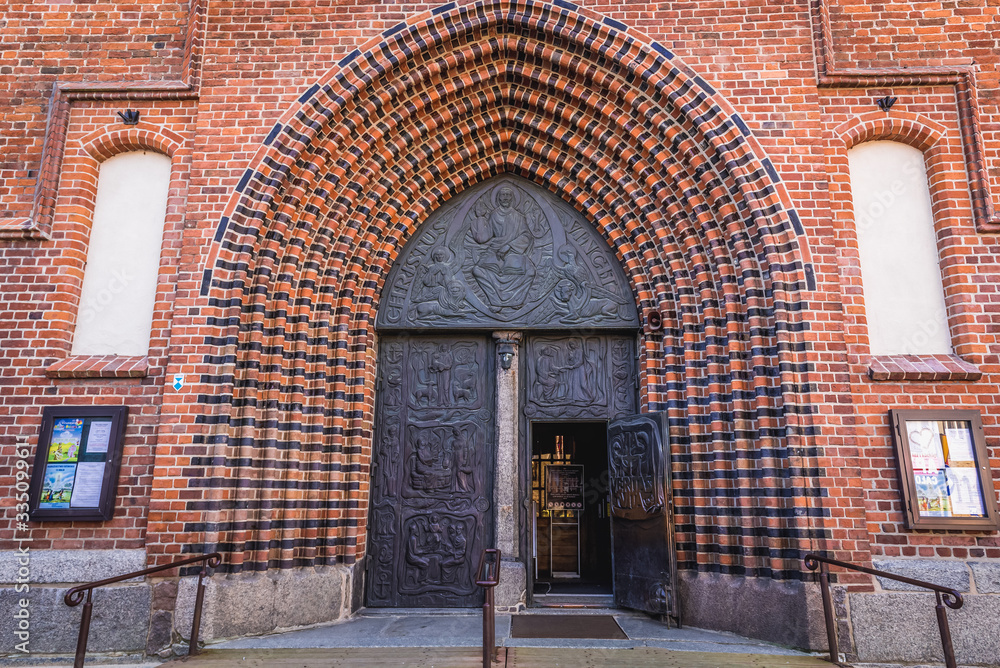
(211, 608), (819, 655)
(531, 593), (615, 607)
(164, 647), (836, 668)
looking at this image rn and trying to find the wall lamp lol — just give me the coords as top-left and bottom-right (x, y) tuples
(647, 309), (663, 331)
(497, 341), (516, 370)
(876, 96), (898, 113)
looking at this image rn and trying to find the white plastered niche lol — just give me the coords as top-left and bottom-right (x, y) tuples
(848, 140), (952, 356)
(71, 151), (171, 357)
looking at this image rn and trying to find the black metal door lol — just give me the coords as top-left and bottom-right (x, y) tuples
(607, 412), (679, 622)
(367, 334), (494, 607)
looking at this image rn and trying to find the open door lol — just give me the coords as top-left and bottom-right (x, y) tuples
(607, 412), (679, 624)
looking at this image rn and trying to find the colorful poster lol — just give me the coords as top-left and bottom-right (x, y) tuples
(907, 421), (944, 473)
(85, 421), (113, 454)
(944, 427), (975, 463)
(48, 418), (84, 462)
(39, 463), (77, 508)
(915, 471), (951, 517)
(946, 466), (985, 517)
(70, 462), (105, 508)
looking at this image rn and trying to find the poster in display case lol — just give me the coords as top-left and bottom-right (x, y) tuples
(889, 409), (999, 531)
(27, 406), (128, 521)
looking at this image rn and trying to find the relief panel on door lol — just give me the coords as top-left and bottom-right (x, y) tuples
(368, 335), (494, 607)
(523, 335), (635, 421)
(607, 412), (678, 621)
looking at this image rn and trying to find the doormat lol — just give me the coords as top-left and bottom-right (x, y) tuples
(510, 614), (628, 639)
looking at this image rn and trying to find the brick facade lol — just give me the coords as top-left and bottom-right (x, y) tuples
(1, 0), (998, 660)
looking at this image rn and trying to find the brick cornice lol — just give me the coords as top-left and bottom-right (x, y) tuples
(0, 0), (206, 242)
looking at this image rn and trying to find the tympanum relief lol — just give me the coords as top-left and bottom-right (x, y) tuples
(380, 177), (639, 330)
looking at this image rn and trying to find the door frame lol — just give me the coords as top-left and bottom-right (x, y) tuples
(517, 330), (642, 607)
(524, 417), (613, 604)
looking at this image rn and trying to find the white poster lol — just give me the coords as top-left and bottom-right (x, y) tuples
(86, 420), (113, 454)
(945, 427), (975, 463)
(946, 466), (985, 517)
(70, 462), (106, 508)
(907, 421), (944, 472)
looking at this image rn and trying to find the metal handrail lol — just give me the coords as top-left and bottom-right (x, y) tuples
(64, 552), (222, 668)
(475, 548), (501, 668)
(804, 553), (963, 668)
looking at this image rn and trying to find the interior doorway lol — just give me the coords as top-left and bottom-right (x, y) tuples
(530, 422), (612, 605)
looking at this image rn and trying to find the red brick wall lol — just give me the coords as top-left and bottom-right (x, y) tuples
(0, 102), (195, 549)
(0, 0), (997, 585)
(824, 95), (1000, 561)
(0, 2), (189, 221)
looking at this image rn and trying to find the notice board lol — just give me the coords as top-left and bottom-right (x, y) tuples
(545, 464), (585, 511)
(27, 406), (128, 522)
(889, 409), (999, 531)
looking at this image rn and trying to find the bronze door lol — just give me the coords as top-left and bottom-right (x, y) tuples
(367, 334), (495, 607)
(607, 412), (679, 622)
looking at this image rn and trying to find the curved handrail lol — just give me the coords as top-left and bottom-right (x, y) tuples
(64, 552), (222, 606)
(804, 552), (962, 668)
(63, 552), (222, 668)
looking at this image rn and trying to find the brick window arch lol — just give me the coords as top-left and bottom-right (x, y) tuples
(835, 113), (981, 381)
(45, 123), (187, 379)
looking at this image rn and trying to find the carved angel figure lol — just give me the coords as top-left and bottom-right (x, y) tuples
(412, 246), (466, 318)
(551, 245), (622, 322)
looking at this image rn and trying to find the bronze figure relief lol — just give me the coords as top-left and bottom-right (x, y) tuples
(380, 177), (639, 330)
(523, 335), (636, 421)
(368, 334), (494, 607)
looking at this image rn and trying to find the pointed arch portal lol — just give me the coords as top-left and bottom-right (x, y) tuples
(367, 175), (643, 608)
(184, 0), (824, 642)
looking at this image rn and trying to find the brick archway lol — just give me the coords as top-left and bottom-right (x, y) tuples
(169, 0), (822, 591)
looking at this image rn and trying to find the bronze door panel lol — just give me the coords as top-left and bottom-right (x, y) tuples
(607, 412), (679, 622)
(522, 335), (636, 421)
(368, 335), (494, 607)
